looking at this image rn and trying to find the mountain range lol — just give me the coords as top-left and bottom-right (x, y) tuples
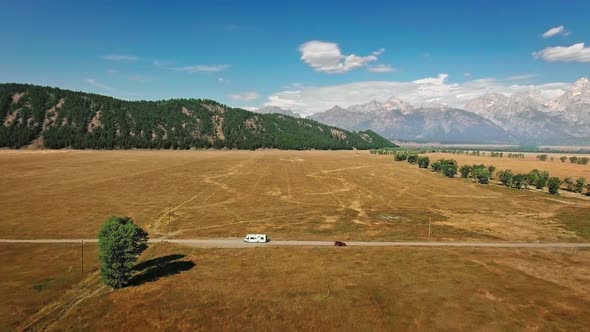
(0, 83), (394, 150)
(266, 78), (590, 144)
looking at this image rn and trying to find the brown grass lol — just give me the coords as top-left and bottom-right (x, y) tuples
(0, 243), (98, 331)
(6, 243), (589, 331)
(1, 150), (589, 242)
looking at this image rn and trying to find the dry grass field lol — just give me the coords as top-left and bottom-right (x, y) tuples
(4, 243), (590, 331)
(0, 243), (98, 331)
(3, 150), (590, 330)
(1, 150), (589, 242)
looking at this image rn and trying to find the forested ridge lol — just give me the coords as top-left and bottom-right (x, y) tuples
(0, 83), (395, 150)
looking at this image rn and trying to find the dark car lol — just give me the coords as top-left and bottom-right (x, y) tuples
(334, 241), (347, 247)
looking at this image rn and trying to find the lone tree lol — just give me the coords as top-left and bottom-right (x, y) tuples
(98, 216), (149, 289)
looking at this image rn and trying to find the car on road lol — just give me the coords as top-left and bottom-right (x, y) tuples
(334, 241), (347, 247)
(244, 234), (268, 243)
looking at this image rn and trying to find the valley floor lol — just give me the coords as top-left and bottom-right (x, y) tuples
(2, 150), (590, 330)
(0, 149), (589, 242)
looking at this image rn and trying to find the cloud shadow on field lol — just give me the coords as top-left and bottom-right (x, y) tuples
(131, 254), (196, 286)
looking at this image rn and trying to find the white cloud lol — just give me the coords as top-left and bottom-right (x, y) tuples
(368, 64), (395, 73)
(542, 25), (569, 38)
(241, 106), (259, 111)
(372, 48), (386, 56)
(86, 78), (116, 92)
(298, 40), (383, 73)
(505, 73), (537, 81)
(86, 79), (137, 98)
(263, 74), (570, 117)
(218, 77), (230, 84)
(533, 43), (590, 62)
(229, 91), (260, 101)
(463, 72), (471, 77)
(175, 64), (230, 73)
(102, 54), (139, 61)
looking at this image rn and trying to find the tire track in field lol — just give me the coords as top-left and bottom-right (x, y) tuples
(166, 211), (317, 236)
(18, 273), (106, 332)
(149, 155), (260, 236)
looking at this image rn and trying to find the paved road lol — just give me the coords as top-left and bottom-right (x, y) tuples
(1, 238), (590, 248)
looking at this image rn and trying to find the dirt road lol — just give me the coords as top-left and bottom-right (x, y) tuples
(1, 238), (589, 248)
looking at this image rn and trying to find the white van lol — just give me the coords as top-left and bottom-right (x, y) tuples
(243, 234), (268, 243)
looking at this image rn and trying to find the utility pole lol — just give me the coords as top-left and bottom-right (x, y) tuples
(428, 217), (432, 238)
(168, 200), (171, 224)
(81, 240), (84, 274)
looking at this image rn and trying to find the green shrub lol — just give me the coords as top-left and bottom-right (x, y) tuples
(394, 152), (408, 161)
(459, 165), (472, 178)
(498, 170), (513, 187)
(548, 177), (561, 195)
(417, 156), (430, 168)
(473, 168), (490, 184)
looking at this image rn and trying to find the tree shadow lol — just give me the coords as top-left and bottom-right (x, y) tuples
(130, 254), (196, 286)
(133, 254), (185, 271)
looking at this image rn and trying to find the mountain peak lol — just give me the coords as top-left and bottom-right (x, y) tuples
(257, 106), (301, 118)
(328, 105), (346, 112)
(509, 89), (549, 108)
(383, 96), (414, 113)
(422, 99), (450, 111)
(347, 100), (383, 113)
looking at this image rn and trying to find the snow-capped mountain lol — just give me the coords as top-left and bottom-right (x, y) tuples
(307, 78), (590, 144)
(464, 78), (590, 142)
(309, 97), (507, 143)
(255, 106), (301, 118)
(552, 78), (590, 125)
(382, 97), (414, 114)
(347, 100), (383, 113)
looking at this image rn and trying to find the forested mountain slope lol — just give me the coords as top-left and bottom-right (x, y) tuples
(0, 83), (394, 150)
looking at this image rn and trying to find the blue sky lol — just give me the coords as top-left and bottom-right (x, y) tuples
(2, 0), (590, 115)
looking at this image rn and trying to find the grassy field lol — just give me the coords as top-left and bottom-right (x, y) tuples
(3, 150), (590, 330)
(4, 243), (590, 331)
(1, 150), (589, 242)
(0, 243), (98, 331)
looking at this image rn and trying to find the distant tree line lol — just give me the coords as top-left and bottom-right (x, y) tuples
(390, 150), (589, 196)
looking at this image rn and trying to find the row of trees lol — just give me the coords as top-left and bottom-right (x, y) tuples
(393, 151), (431, 169)
(563, 156), (590, 165)
(536, 155), (590, 164)
(370, 148), (432, 155)
(459, 164), (496, 184)
(392, 150), (589, 196)
(495, 169), (589, 195)
(507, 153), (525, 159)
(564, 177), (589, 194)
(431, 159), (459, 178)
